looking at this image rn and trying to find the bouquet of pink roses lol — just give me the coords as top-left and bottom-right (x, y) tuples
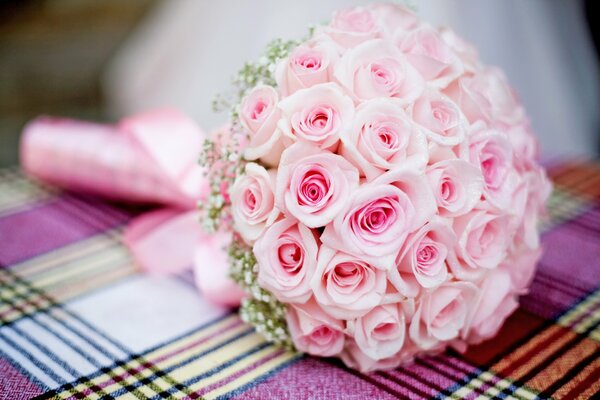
(200, 3), (551, 372)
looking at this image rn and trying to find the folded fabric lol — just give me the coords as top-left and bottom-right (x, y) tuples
(20, 109), (243, 306)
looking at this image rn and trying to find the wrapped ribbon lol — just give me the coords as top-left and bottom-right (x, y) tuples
(20, 109), (244, 306)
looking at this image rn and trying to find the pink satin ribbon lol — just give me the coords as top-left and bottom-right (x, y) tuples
(20, 109), (244, 307)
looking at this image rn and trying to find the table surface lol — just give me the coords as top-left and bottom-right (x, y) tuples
(0, 161), (599, 400)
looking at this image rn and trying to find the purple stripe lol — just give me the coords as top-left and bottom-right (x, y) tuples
(0, 196), (130, 266)
(186, 348), (286, 399)
(75, 318), (243, 397)
(233, 357), (399, 400)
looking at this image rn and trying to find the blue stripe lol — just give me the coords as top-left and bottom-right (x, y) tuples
(0, 330), (67, 386)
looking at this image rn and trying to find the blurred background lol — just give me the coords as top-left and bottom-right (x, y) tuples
(1, 0), (598, 167)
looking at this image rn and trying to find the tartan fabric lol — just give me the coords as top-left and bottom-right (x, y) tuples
(0, 160), (598, 400)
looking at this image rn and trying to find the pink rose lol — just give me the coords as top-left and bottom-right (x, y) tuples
(254, 217), (318, 303)
(504, 121), (540, 173)
(275, 143), (359, 228)
(409, 281), (478, 350)
(399, 27), (463, 88)
(513, 167), (551, 250)
(340, 339), (406, 373)
(444, 67), (524, 126)
(369, 3), (420, 39)
(466, 269), (518, 344)
(334, 39), (424, 102)
(324, 7), (380, 48)
(240, 85), (285, 166)
(412, 89), (467, 146)
(311, 246), (387, 319)
(448, 210), (512, 281)
(340, 98), (428, 181)
(426, 159), (484, 217)
(230, 162), (278, 244)
(287, 299), (345, 357)
(277, 83), (354, 151)
(501, 246), (542, 295)
(348, 304), (406, 361)
(393, 217), (455, 291)
(321, 163), (437, 270)
(276, 40), (339, 97)
(439, 27), (481, 74)
(469, 124), (519, 211)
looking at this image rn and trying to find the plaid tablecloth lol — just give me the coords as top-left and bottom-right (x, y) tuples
(0, 160), (599, 400)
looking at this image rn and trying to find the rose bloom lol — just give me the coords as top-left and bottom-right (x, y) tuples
(501, 246), (543, 295)
(369, 3), (420, 40)
(469, 123), (519, 212)
(399, 26), (463, 88)
(311, 246), (387, 319)
(340, 98), (428, 181)
(239, 85), (285, 166)
(393, 217), (455, 293)
(448, 210), (512, 281)
(426, 159), (484, 217)
(277, 83), (355, 151)
(466, 269), (518, 344)
(230, 162), (279, 244)
(409, 281), (478, 350)
(287, 299), (345, 357)
(444, 67), (525, 126)
(254, 217), (318, 303)
(348, 303), (406, 361)
(324, 6), (380, 48)
(411, 89), (467, 147)
(438, 27), (481, 74)
(321, 162), (436, 270)
(276, 39), (339, 97)
(513, 167), (551, 250)
(276, 143), (359, 228)
(335, 39), (424, 103)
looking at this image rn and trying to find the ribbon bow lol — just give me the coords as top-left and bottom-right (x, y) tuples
(20, 109), (245, 306)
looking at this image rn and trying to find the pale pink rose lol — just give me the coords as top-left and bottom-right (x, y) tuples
(348, 304), (406, 360)
(439, 27), (481, 74)
(254, 217), (318, 303)
(275, 143), (359, 228)
(311, 246), (387, 319)
(240, 85), (285, 166)
(513, 167), (551, 250)
(276, 40), (339, 97)
(426, 159), (484, 217)
(321, 163), (437, 270)
(448, 210), (512, 281)
(411, 89), (467, 146)
(324, 6), (380, 48)
(393, 217), (455, 291)
(444, 67), (524, 126)
(287, 299), (345, 357)
(466, 269), (518, 344)
(504, 121), (540, 173)
(469, 124), (519, 211)
(369, 3), (420, 39)
(230, 163), (278, 244)
(501, 246), (542, 295)
(277, 83), (354, 151)
(340, 338), (410, 373)
(334, 39), (424, 102)
(409, 281), (478, 350)
(399, 26), (463, 88)
(340, 98), (428, 181)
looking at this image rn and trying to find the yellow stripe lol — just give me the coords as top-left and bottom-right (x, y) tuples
(204, 351), (299, 399)
(71, 318), (248, 397)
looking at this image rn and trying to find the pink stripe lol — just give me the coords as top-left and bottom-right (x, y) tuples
(75, 318), (242, 397)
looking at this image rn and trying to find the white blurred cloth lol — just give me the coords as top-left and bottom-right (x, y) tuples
(103, 0), (599, 157)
